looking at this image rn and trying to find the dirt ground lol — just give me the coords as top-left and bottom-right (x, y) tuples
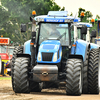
(0, 77), (100, 100)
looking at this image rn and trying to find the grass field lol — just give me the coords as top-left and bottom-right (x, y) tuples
(0, 76), (11, 80)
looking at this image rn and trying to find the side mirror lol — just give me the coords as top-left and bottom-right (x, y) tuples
(21, 24), (26, 32)
(81, 26), (87, 34)
(91, 30), (96, 38)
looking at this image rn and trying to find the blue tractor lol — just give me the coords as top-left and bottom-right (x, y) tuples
(71, 22), (100, 93)
(11, 11), (100, 95)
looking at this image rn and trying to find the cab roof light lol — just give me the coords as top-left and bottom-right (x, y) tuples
(91, 19), (95, 23)
(80, 12), (84, 17)
(32, 10), (36, 16)
(95, 19), (98, 22)
(74, 19), (79, 22)
(48, 11), (68, 17)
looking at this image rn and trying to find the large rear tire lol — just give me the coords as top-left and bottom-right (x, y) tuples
(82, 50), (89, 94)
(88, 49), (99, 94)
(65, 59), (83, 95)
(13, 57), (30, 93)
(11, 46), (23, 90)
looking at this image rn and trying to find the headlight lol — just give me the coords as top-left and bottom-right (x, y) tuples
(53, 52), (57, 62)
(61, 51), (62, 57)
(38, 52), (41, 61)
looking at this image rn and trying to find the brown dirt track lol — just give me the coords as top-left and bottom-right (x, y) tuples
(0, 77), (100, 100)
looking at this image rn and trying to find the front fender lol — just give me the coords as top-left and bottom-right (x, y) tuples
(24, 40), (31, 55)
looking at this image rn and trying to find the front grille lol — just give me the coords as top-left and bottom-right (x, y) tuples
(42, 52), (53, 61)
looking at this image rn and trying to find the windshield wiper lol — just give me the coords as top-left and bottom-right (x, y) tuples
(57, 32), (66, 40)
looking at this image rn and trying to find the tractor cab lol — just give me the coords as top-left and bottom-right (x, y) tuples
(71, 22), (92, 42)
(34, 11), (80, 64)
(72, 22), (99, 49)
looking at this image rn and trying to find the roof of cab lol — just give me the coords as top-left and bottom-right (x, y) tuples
(34, 11), (80, 23)
(77, 22), (92, 27)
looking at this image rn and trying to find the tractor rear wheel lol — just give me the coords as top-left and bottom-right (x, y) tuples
(11, 46), (23, 90)
(13, 57), (30, 93)
(88, 49), (100, 94)
(82, 50), (89, 94)
(65, 59), (83, 95)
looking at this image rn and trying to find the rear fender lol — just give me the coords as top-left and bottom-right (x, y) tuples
(71, 39), (90, 61)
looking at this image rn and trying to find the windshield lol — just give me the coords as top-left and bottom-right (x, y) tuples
(8, 48), (14, 55)
(0, 46), (6, 53)
(0, 46), (14, 55)
(39, 23), (69, 46)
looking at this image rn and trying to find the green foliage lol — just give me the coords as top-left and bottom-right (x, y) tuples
(78, 7), (100, 35)
(70, 12), (73, 16)
(96, 15), (100, 19)
(1, 1), (100, 45)
(78, 7), (93, 22)
(0, 0), (65, 45)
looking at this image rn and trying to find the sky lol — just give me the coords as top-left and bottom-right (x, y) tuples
(55, 0), (100, 19)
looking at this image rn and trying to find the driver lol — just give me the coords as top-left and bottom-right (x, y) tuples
(50, 24), (60, 37)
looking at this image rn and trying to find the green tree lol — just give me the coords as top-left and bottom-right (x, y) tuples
(96, 15), (100, 19)
(90, 15), (100, 36)
(1, 0), (65, 45)
(78, 7), (93, 22)
(70, 12), (73, 16)
(78, 7), (85, 17)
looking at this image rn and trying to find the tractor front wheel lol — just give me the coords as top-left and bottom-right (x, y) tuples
(13, 57), (30, 93)
(65, 59), (83, 95)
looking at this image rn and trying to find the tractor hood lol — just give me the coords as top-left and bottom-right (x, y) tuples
(37, 40), (62, 63)
(39, 40), (60, 52)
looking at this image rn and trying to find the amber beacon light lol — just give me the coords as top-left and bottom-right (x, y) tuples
(80, 12), (84, 21)
(91, 19), (95, 26)
(80, 12), (84, 17)
(32, 10), (36, 16)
